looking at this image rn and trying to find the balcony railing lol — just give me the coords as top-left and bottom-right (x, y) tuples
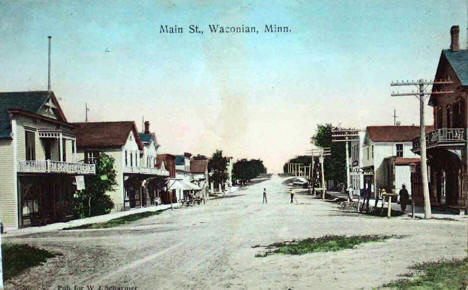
(18, 160), (96, 175)
(124, 166), (169, 176)
(413, 128), (466, 151)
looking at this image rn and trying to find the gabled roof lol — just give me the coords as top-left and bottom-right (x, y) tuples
(0, 91), (67, 139)
(442, 49), (468, 86)
(190, 159), (208, 173)
(175, 155), (185, 165)
(430, 49), (468, 105)
(138, 133), (153, 143)
(366, 126), (433, 143)
(73, 121), (143, 150)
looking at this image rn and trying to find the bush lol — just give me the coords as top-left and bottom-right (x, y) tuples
(72, 153), (116, 218)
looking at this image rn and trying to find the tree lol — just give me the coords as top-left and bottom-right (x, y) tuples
(73, 153), (116, 218)
(311, 124), (346, 188)
(208, 150), (228, 188)
(233, 158), (267, 185)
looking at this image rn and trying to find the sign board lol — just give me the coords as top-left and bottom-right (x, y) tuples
(75, 175), (85, 191)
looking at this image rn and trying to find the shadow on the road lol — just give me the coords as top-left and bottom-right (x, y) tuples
(211, 194), (245, 200)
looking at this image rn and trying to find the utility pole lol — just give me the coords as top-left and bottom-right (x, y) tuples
(391, 79), (454, 219)
(85, 103), (90, 122)
(332, 127), (359, 201)
(48, 36), (51, 91)
(309, 147), (331, 199)
(393, 109), (399, 126)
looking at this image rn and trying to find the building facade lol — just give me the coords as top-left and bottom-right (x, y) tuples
(361, 126), (431, 197)
(73, 121), (168, 211)
(0, 91), (95, 230)
(412, 26), (468, 210)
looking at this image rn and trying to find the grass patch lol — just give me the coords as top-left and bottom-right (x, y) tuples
(63, 209), (167, 230)
(363, 208), (405, 218)
(1, 243), (60, 281)
(383, 257), (468, 289)
(255, 235), (397, 257)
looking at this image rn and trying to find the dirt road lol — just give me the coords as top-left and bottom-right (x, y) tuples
(4, 175), (468, 289)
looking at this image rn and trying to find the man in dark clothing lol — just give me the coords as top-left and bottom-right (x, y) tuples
(290, 189), (294, 204)
(263, 188), (268, 204)
(399, 185), (410, 212)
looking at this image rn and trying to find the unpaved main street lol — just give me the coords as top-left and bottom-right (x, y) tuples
(4, 175), (468, 289)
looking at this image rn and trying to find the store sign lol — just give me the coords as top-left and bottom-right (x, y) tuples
(75, 175), (85, 190)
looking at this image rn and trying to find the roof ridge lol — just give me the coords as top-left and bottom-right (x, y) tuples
(0, 90), (50, 94)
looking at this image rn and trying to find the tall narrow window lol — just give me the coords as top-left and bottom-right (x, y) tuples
(446, 105), (452, 128)
(371, 145), (374, 158)
(396, 144), (403, 157)
(125, 150), (128, 166)
(437, 107), (443, 129)
(25, 131), (36, 160)
(130, 151), (133, 167)
(62, 139), (67, 161)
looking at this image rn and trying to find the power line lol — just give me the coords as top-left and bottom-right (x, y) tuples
(390, 78), (454, 219)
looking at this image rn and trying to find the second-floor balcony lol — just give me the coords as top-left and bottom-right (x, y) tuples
(18, 160), (96, 175)
(413, 128), (466, 152)
(124, 166), (169, 176)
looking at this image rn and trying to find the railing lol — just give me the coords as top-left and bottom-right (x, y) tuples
(413, 128), (466, 151)
(18, 160), (96, 174)
(124, 166), (170, 176)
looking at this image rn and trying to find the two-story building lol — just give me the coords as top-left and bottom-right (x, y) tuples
(73, 121), (169, 211)
(156, 153), (176, 204)
(138, 121), (169, 207)
(190, 159), (209, 198)
(361, 125), (432, 197)
(412, 26), (467, 210)
(0, 91), (96, 230)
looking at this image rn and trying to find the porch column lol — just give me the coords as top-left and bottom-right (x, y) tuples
(73, 140), (77, 162)
(59, 133), (63, 162)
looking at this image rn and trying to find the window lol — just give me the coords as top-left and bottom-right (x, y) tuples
(130, 151), (133, 167)
(125, 150), (128, 166)
(25, 131), (36, 160)
(396, 144), (403, 157)
(71, 140), (75, 154)
(367, 147), (369, 160)
(446, 105), (452, 128)
(436, 107), (443, 129)
(85, 151), (99, 164)
(371, 145), (374, 158)
(62, 139), (67, 161)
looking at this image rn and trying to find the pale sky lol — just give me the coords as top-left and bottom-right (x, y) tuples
(0, 0), (467, 172)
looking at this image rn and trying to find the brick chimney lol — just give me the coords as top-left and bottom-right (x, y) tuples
(450, 25), (459, 52)
(144, 121), (150, 134)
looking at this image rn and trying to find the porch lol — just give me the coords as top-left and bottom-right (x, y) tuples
(18, 160), (95, 175)
(18, 175), (77, 227)
(123, 174), (169, 210)
(412, 128), (466, 152)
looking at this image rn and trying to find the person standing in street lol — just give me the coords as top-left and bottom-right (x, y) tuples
(263, 188), (268, 204)
(399, 184), (409, 213)
(290, 189), (294, 204)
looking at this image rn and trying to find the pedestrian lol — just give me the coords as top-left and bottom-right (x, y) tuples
(399, 184), (409, 213)
(290, 189), (294, 204)
(263, 188), (268, 204)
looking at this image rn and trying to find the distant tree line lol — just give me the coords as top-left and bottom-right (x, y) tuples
(233, 159), (267, 185)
